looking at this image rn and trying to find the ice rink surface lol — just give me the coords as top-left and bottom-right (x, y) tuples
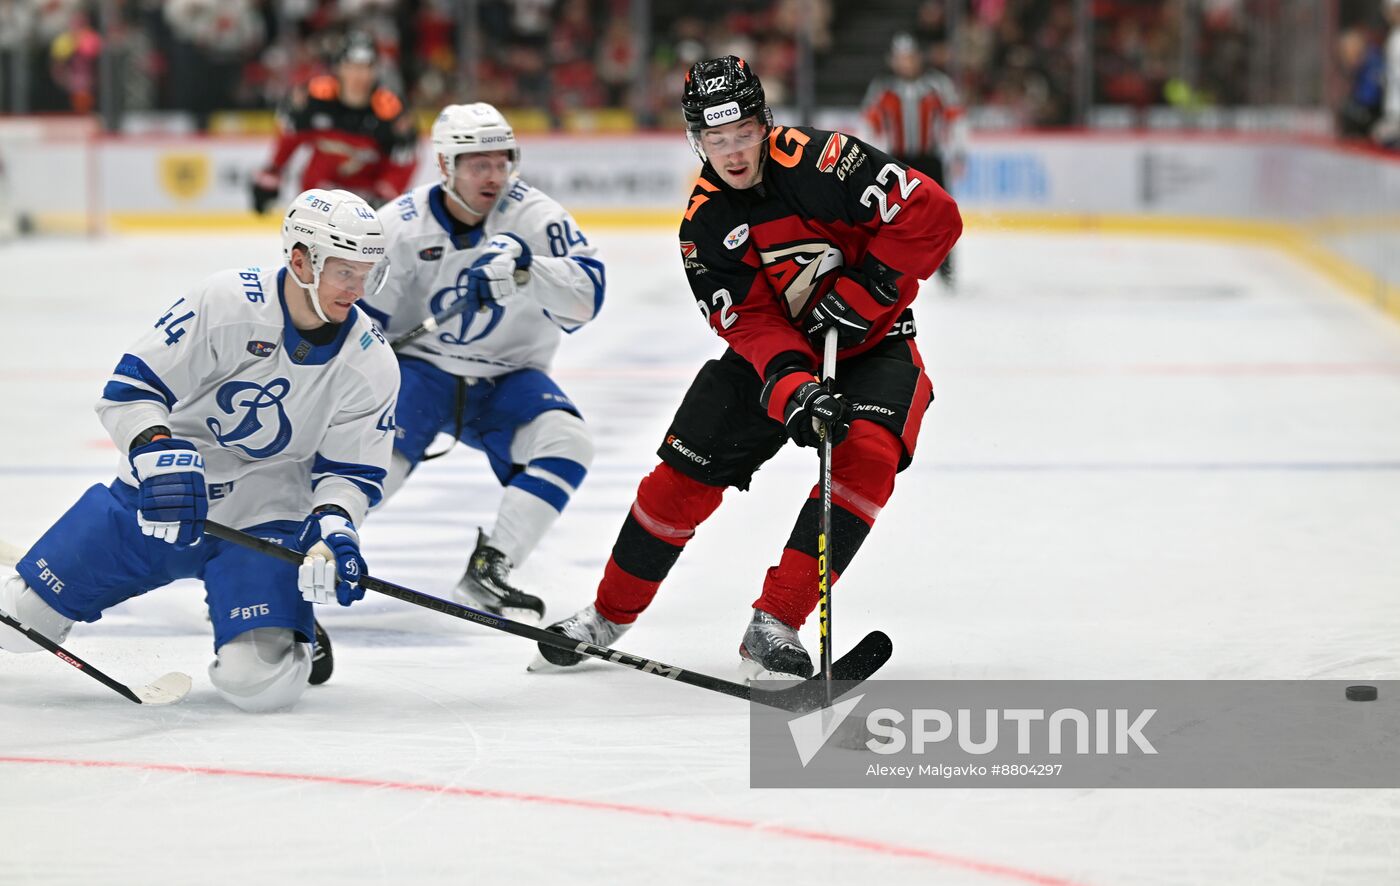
(2, 228), (1399, 885)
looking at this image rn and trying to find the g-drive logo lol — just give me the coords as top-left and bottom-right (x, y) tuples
(787, 700), (1158, 767)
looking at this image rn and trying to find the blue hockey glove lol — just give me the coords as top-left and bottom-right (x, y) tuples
(129, 437), (207, 547)
(295, 511), (366, 606)
(466, 232), (531, 306)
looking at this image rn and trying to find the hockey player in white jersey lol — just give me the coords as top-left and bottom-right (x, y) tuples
(0, 189), (400, 712)
(361, 103), (604, 623)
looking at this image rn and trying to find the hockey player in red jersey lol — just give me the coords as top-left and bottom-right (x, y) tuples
(537, 56), (961, 678)
(250, 33), (417, 214)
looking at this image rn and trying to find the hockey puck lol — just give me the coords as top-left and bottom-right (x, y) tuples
(1345, 684), (1378, 702)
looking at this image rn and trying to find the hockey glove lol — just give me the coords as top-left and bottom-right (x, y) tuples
(250, 168), (281, 215)
(295, 511), (366, 606)
(803, 258), (901, 349)
(466, 233), (532, 307)
(766, 377), (850, 449)
(129, 438), (208, 547)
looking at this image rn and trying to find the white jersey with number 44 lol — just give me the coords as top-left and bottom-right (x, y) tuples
(363, 180), (605, 379)
(96, 266), (401, 529)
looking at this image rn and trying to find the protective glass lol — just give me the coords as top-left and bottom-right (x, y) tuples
(697, 119), (766, 155)
(455, 153), (516, 179)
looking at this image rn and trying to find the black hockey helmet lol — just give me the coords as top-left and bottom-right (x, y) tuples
(337, 31), (378, 66)
(681, 56), (772, 157)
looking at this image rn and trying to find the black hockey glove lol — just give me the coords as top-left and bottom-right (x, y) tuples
(803, 258), (901, 349)
(250, 168), (281, 215)
(775, 379), (850, 448)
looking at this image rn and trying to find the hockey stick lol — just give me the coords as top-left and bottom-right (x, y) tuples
(389, 268), (530, 351)
(0, 611), (192, 705)
(817, 327), (838, 701)
(204, 521), (890, 713)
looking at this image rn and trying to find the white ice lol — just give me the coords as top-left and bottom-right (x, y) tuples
(2, 228), (1399, 885)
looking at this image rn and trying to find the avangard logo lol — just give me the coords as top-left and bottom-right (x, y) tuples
(816, 133), (847, 173)
(759, 242), (845, 319)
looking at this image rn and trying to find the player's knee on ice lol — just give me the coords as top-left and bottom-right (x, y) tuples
(0, 574), (75, 653)
(208, 627), (311, 712)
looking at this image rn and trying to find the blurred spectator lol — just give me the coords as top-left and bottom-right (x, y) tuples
(0, 0), (36, 112)
(47, 8), (101, 113)
(914, 0), (949, 46)
(1377, 0), (1400, 146)
(1336, 26), (1386, 139)
(0, 0), (1346, 135)
(164, 0), (265, 127)
(595, 14), (639, 107)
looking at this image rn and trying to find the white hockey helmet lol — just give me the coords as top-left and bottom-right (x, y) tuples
(281, 188), (388, 323)
(431, 103), (519, 212)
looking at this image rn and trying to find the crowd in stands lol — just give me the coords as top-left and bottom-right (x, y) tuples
(0, 0), (1392, 144)
(0, 0), (832, 127)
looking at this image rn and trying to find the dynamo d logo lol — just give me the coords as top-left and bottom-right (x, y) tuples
(430, 267), (503, 346)
(206, 378), (294, 458)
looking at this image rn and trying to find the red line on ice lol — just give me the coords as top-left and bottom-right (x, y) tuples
(0, 755), (1082, 885)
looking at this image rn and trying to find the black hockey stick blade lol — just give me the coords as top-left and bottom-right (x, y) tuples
(753, 630), (893, 713)
(0, 611), (192, 705)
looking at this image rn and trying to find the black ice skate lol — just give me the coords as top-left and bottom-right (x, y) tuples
(308, 618), (333, 685)
(453, 529), (546, 623)
(530, 603), (630, 670)
(738, 609), (814, 681)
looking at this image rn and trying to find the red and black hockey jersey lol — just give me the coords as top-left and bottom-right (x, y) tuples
(677, 125), (962, 385)
(263, 75), (418, 205)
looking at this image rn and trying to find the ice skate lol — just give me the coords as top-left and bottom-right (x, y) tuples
(738, 608), (813, 681)
(529, 603), (630, 671)
(453, 529), (546, 623)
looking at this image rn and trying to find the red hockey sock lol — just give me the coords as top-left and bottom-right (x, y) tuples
(594, 462), (724, 624)
(754, 424), (903, 628)
(595, 558), (660, 625)
(754, 550), (838, 630)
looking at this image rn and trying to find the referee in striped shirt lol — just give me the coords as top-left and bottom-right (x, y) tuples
(862, 33), (968, 289)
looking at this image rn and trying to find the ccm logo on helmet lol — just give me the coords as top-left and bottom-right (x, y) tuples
(703, 101), (742, 127)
